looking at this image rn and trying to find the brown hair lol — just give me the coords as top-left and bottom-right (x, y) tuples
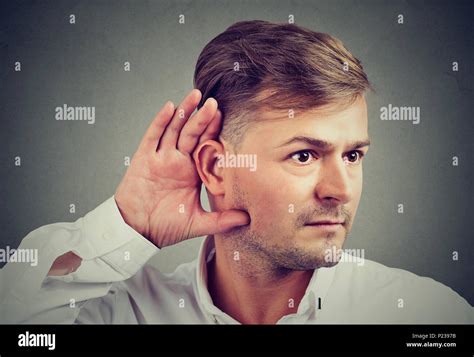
(194, 20), (371, 146)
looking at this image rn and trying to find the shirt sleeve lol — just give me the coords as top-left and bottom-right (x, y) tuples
(0, 196), (160, 324)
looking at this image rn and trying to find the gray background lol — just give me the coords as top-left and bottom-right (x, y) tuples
(1, 0), (473, 305)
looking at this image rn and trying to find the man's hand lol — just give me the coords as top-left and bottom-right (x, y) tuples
(114, 89), (250, 248)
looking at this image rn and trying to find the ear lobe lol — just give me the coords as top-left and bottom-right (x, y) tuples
(193, 139), (226, 196)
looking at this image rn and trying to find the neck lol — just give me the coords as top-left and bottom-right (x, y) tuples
(207, 235), (313, 324)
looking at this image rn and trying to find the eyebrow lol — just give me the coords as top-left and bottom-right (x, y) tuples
(276, 136), (371, 151)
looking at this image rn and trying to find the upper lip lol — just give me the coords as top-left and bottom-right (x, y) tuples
(306, 220), (344, 225)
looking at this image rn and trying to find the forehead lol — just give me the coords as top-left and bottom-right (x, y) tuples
(242, 96), (368, 148)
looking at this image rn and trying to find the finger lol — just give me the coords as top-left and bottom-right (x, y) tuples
(158, 89), (202, 150)
(198, 109), (223, 145)
(138, 101), (175, 153)
(177, 97), (218, 154)
(191, 209), (250, 237)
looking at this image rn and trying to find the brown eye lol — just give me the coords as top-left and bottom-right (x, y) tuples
(347, 151), (359, 162)
(344, 151), (364, 165)
(290, 151), (314, 164)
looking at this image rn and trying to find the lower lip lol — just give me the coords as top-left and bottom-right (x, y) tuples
(305, 223), (342, 232)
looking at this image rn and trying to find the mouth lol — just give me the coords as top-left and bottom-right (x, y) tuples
(305, 220), (345, 226)
(304, 220), (345, 231)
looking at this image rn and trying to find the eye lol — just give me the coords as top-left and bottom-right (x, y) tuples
(290, 150), (316, 165)
(344, 150), (365, 165)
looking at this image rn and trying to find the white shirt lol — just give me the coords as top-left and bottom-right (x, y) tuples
(1, 196), (472, 324)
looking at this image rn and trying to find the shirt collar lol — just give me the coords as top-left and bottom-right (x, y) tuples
(195, 235), (337, 322)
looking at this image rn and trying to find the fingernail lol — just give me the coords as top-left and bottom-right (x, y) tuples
(205, 97), (217, 107)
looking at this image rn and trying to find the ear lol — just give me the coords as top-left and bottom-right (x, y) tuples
(193, 139), (226, 196)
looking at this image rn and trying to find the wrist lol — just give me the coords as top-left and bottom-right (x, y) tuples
(114, 195), (149, 239)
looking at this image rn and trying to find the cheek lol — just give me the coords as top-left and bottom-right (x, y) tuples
(347, 174), (363, 222)
(232, 165), (309, 226)
(352, 172), (363, 202)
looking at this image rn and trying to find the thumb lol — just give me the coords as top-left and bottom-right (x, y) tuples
(192, 209), (250, 237)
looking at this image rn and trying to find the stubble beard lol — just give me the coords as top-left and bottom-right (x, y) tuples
(217, 183), (352, 279)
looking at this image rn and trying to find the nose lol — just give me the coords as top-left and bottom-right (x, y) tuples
(314, 157), (352, 205)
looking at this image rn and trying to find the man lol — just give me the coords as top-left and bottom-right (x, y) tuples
(1, 20), (472, 324)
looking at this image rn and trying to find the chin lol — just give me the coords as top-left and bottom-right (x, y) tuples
(298, 229), (346, 249)
(283, 252), (341, 271)
(289, 233), (347, 269)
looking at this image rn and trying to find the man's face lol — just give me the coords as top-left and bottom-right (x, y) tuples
(221, 96), (369, 270)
